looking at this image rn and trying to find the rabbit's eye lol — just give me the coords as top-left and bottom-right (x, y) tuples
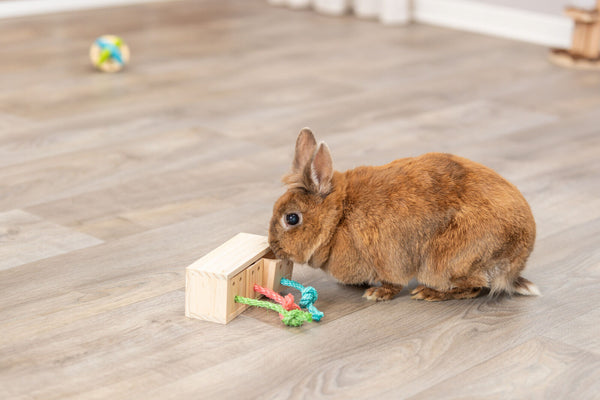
(285, 213), (300, 226)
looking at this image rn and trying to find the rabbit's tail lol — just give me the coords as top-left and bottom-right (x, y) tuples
(512, 276), (541, 296)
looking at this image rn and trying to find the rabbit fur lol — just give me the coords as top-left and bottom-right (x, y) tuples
(268, 128), (538, 301)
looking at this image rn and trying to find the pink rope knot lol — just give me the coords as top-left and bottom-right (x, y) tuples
(280, 293), (301, 311)
(252, 284), (301, 319)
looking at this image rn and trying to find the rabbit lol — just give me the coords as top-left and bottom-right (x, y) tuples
(268, 128), (539, 301)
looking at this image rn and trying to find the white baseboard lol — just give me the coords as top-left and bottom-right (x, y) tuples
(413, 0), (572, 48)
(379, 0), (411, 25)
(353, 0), (381, 18)
(0, 0), (170, 19)
(313, 0), (350, 15)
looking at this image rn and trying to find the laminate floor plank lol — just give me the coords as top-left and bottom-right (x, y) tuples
(544, 308), (600, 355)
(0, 127), (265, 211)
(407, 337), (600, 400)
(0, 209), (102, 271)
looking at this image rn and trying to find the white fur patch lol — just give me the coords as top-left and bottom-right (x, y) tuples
(310, 163), (320, 188)
(515, 281), (541, 296)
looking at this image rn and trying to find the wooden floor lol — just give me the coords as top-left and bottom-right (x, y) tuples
(1, 1), (600, 398)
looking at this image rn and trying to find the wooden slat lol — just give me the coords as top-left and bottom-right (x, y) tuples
(186, 233), (270, 278)
(565, 7), (600, 23)
(572, 22), (589, 55)
(584, 22), (600, 58)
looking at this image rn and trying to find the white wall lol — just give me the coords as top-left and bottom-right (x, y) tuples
(475, 0), (595, 16)
(0, 0), (166, 18)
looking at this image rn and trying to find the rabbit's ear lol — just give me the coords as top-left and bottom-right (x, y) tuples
(292, 128), (317, 172)
(310, 142), (333, 195)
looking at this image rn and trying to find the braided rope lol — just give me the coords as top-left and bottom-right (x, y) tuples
(280, 278), (324, 321)
(253, 284), (300, 311)
(234, 296), (312, 327)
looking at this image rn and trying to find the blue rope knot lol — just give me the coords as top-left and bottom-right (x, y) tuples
(299, 286), (318, 308)
(306, 304), (324, 322)
(280, 278), (323, 322)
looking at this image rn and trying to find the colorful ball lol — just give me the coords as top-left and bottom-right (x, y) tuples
(89, 35), (130, 72)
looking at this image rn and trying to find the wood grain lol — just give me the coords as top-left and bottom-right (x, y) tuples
(0, 210), (102, 271)
(0, 0), (599, 399)
(544, 308), (600, 355)
(408, 337), (600, 400)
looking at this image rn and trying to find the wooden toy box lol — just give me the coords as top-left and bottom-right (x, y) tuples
(185, 233), (293, 324)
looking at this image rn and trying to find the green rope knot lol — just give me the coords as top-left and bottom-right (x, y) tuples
(281, 309), (312, 327)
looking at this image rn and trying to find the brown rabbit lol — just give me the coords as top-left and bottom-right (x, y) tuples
(268, 128), (539, 301)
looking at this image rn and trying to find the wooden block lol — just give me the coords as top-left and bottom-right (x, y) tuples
(245, 259), (264, 299)
(572, 23), (589, 55)
(185, 233), (295, 324)
(185, 233), (272, 324)
(185, 269), (229, 323)
(263, 257), (294, 293)
(226, 270), (247, 321)
(584, 22), (600, 58)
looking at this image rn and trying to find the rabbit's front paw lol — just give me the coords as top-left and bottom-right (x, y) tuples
(363, 283), (402, 301)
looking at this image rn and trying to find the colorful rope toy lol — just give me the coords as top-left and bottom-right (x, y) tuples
(280, 278), (324, 321)
(234, 293), (312, 327)
(89, 35), (130, 72)
(234, 279), (323, 327)
(252, 284), (300, 313)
